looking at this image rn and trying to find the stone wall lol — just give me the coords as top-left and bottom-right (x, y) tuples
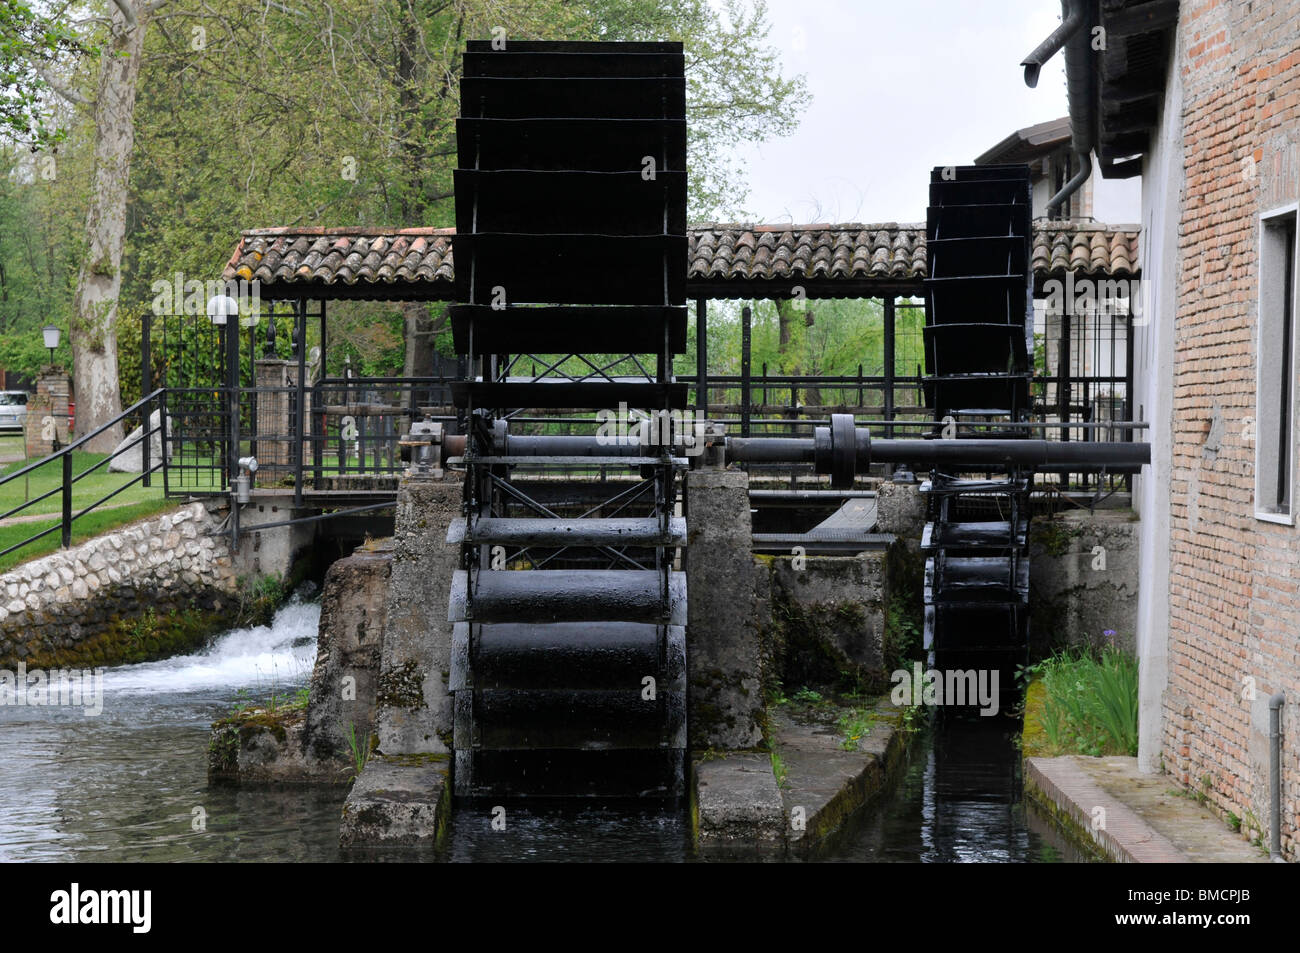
(1028, 509), (1140, 655)
(210, 472), (461, 788)
(0, 502), (239, 668)
(757, 553), (887, 693)
(208, 542), (393, 787)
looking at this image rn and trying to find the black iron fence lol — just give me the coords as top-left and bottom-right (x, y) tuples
(144, 293), (1137, 500)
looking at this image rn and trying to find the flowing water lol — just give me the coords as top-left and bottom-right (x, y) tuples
(0, 595), (343, 862)
(821, 716), (1089, 862)
(0, 599), (1075, 862)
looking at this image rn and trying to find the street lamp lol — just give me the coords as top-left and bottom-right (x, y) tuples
(206, 293), (239, 327)
(207, 293), (239, 382)
(206, 293), (241, 495)
(42, 324), (60, 365)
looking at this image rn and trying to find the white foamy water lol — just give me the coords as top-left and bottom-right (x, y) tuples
(100, 597), (320, 695)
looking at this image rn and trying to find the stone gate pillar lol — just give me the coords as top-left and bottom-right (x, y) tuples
(23, 368), (70, 457)
(253, 359), (293, 485)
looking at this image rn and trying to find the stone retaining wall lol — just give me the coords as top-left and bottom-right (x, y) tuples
(0, 502), (240, 668)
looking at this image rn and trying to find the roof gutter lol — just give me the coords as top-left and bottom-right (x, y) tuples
(1022, 0), (1098, 216)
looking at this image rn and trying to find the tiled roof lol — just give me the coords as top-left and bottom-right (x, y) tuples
(687, 224), (928, 283)
(224, 222), (1139, 298)
(226, 226), (454, 291)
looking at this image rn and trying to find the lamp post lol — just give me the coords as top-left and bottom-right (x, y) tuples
(42, 324), (60, 366)
(39, 325), (63, 453)
(207, 294), (241, 492)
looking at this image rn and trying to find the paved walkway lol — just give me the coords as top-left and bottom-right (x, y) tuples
(1027, 755), (1268, 862)
(0, 500), (140, 527)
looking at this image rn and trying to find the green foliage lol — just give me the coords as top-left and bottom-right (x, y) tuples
(675, 298), (928, 405)
(882, 539), (926, 672)
(345, 720), (370, 781)
(898, 701), (929, 733)
(883, 602), (922, 671)
(0, 0), (88, 148)
(234, 572), (288, 627)
(0, 144), (81, 383)
(1, 0), (810, 391)
(586, 0), (808, 217)
(770, 748), (788, 788)
(837, 707), (875, 750)
(1027, 645), (1139, 756)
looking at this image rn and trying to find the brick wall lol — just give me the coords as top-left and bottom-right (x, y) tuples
(23, 370), (70, 457)
(1167, 0), (1300, 856)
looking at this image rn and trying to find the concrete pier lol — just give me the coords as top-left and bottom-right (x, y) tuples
(374, 473), (462, 755)
(685, 467), (766, 750)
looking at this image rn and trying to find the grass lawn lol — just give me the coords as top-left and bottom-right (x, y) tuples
(0, 428), (401, 573)
(0, 436), (224, 573)
(0, 449), (169, 519)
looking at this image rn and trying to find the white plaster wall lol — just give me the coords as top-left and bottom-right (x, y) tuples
(1132, 32), (1183, 774)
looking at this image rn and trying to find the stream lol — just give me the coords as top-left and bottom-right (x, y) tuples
(0, 598), (1079, 862)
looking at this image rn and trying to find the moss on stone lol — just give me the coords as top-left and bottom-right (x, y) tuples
(1020, 678), (1051, 758)
(382, 752), (450, 767)
(1023, 781), (1111, 862)
(23, 601), (224, 670)
(377, 660), (426, 710)
(881, 539), (925, 674)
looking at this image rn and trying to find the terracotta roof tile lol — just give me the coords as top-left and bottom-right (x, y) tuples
(223, 222), (1140, 297)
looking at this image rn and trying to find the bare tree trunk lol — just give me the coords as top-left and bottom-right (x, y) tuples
(401, 300), (435, 378)
(396, 6), (432, 380)
(70, 2), (150, 452)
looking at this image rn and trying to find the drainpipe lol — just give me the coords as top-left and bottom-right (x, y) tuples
(1049, 151), (1094, 218)
(1021, 0), (1098, 218)
(1020, 0), (1085, 88)
(1271, 691), (1287, 862)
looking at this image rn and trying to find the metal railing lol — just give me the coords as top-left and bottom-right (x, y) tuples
(0, 389), (166, 562)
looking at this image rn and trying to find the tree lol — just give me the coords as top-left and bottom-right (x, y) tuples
(586, 0), (809, 217)
(5, 0), (811, 405)
(1, 0), (171, 450)
(71, 0), (174, 451)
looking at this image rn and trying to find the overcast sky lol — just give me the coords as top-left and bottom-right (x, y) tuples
(728, 0), (1071, 223)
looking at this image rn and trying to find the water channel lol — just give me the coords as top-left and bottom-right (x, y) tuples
(0, 597), (1082, 862)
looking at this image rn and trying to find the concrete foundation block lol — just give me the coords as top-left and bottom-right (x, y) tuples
(694, 754), (784, 848)
(304, 543), (392, 766)
(339, 755), (452, 848)
(876, 480), (925, 538)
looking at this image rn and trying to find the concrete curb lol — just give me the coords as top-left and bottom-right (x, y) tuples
(691, 701), (916, 857)
(779, 703), (912, 854)
(1026, 756), (1186, 862)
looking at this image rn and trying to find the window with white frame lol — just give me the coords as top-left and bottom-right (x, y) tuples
(1256, 206), (1298, 521)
